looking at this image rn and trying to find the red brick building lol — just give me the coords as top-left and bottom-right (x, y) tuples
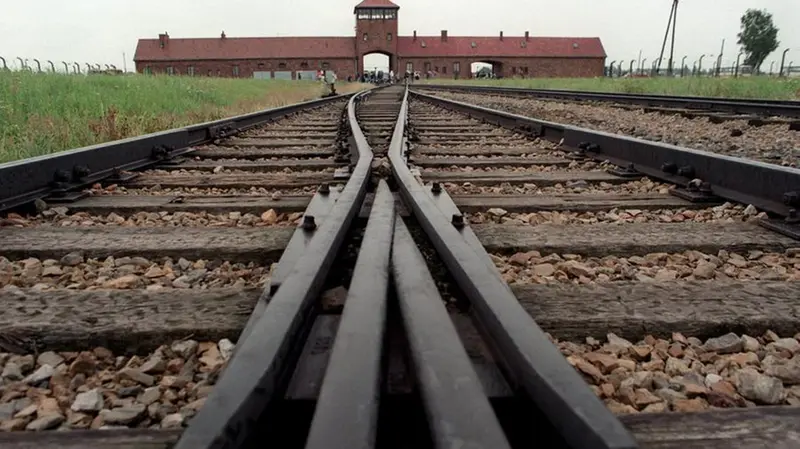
(134, 0), (606, 79)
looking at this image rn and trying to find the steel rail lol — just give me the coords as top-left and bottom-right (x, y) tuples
(303, 179), (394, 449)
(0, 92), (355, 213)
(174, 89), (374, 449)
(388, 87), (639, 449)
(413, 84), (800, 118)
(411, 90), (800, 239)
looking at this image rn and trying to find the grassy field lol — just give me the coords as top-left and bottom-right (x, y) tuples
(420, 76), (800, 100)
(0, 72), (369, 163)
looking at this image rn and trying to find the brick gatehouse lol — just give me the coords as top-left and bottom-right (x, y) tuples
(134, 0), (606, 79)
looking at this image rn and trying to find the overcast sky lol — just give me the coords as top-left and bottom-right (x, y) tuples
(1, 0), (797, 73)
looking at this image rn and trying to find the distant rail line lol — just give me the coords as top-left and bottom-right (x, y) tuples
(0, 84), (799, 449)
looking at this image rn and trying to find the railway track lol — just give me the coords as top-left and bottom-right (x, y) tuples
(414, 84), (800, 119)
(0, 85), (799, 449)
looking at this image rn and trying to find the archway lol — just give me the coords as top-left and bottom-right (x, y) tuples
(470, 61), (503, 79)
(361, 52), (393, 82)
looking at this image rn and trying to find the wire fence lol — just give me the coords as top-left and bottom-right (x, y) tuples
(0, 56), (123, 75)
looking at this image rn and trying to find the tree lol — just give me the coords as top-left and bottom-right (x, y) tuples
(737, 9), (779, 73)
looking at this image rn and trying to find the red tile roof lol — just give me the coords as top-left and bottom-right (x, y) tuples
(354, 0), (399, 9)
(134, 35), (606, 62)
(135, 37), (357, 61)
(397, 36), (606, 58)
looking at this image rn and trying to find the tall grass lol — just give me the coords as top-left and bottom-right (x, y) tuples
(0, 72), (368, 163)
(421, 77), (800, 100)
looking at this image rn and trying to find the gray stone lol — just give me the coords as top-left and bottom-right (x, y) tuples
(762, 356), (800, 385)
(37, 351), (64, 368)
(140, 356), (166, 374)
(705, 373), (723, 387)
(26, 414), (65, 431)
(171, 340), (198, 359)
(99, 405), (146, 425)
(71, 388), (105, 412)
(654, 388), (687, 402)
(735, 368), (786, 405)
(703, 333), (743, 354)
(139, 386), (161, 406)
(117, 368), (154, 386)
(2, 362), (22, 381)
(741, 335), (761, 352)
(772, 338), (800, 354)
(117, 386), (143, 398)
(160, 413), (185, 429)
(606, 333), (633, 348)
(0, 402), (15, 420)
(60, 252), (84, 266)
(218, 339), (235, 361)
(24, 364), (54, 385)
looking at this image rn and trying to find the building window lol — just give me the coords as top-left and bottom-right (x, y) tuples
(522, 66), (529, 75)
(322, 62), (330, 69)
(187, 66), (195, 76)
(300, 62), (309, 69)
(233, 65), (240, 77)
(406, 62), (413, 72)
(363, 33), (368, 41)
(442, 66), (447, 74)
(357, 9), (370, 19)
(278, 63), (287, 69)
(453, 62), (460, 73)
(387, 33), (392, 41)
(166, 66), (174, 75)
(424, 62), (431, 72)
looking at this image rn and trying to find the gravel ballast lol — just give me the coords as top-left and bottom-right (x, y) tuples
(432, 92), (799, 167)
(492, 249), (800, 284)
(556, 331), (800, 413)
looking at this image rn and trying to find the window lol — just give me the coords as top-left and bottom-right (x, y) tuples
(406, 62), (413, 72)
(278, 63), (287, 69)
(357, 10), (370, 19)
(232, 65), (240, 77)
(424, 62), (431, 72)
(522, 66), (529, 75)
(442, 65), (447, 74)
(363, 33), (368, 41)
(322, 62), (330, 69)
(387, 33), (392, 41)
(143, 66), (152, 75)
(187, 66), (195, 76)
(166, 66), (174, 75)
(453, 62), (460, 73)
(300, 62), (309, 69)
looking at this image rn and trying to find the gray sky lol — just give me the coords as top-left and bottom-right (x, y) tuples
(1, 0), (798, 73)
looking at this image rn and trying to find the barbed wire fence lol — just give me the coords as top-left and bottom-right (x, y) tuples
(0, 56), (123, 75)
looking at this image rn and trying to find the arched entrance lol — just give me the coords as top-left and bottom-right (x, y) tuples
(361, 51), (394, 82)
(470, 60), (503, 79)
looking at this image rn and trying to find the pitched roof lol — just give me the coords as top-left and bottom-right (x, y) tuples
(354, 0), (399, 9)
(397, 36), (606, 59)
(134, 37), (357, 61)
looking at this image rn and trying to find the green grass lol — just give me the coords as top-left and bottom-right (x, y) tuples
(420, 76), (800, 100)
(0, 71), (368, 163)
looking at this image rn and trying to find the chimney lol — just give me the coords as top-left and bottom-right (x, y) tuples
(158, 32), (169, 48)
(413, 30), (417, 40)
(525, 31), (529, 41)
(221, 31), (226, 39)
(441, 30), (447, 42)
(500, 31), (504, 41)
